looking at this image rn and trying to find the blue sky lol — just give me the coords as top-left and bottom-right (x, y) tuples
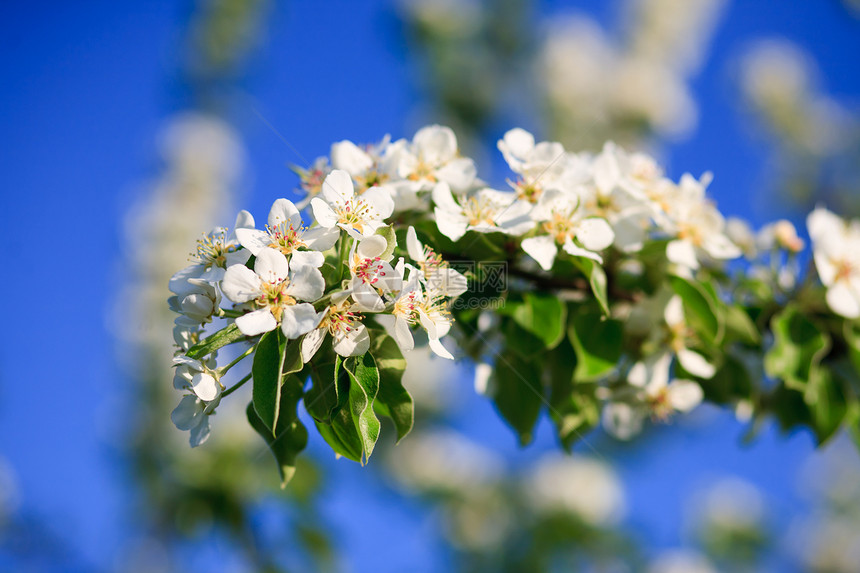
(1, 1), (859, 570)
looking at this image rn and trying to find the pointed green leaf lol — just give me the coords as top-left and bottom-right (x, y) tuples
(305, 339), (349, 423)
(370, 333), (413, 442)
(670, 275), (723, 344)
(314, 408), (363, 463)
(764, 305), (831, 395)
(573, 257), (610, 315)
(252, 331), (303, 435)
(341, 353), (381, 463)
(511, 292), (567, 349)
(568, 305), (623, 382)
(725, 304), (761, 346)
(491, 351), (543, 445)
(246, 374), (308, 487)
(186, 323), (245, 359)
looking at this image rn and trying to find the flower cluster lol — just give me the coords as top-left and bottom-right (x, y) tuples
(167, 136), (470, 445)
(165, 123), (860, 476)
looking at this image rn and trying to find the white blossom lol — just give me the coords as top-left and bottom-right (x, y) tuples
(236, 198), (338, 257)
(432, 182), (533, 242)
(310, 169), (394, 237)
(808, 206), (860, 318)
(221, 247), (324, 337)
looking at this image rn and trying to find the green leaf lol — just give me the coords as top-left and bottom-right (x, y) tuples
(499, 313), (547, 359)
(491, 351), (543, 445)
(246, 374), (308, 487)
(305, 340), (349, 423)
(252, 331), (303, 435)
(339, 353), (381, 463)
(314, 408), (363, 462)
(375, 224), (398, 261)
(510, 292), (567, 349)
(186, 323), (245, 359)
(670, 275), (723, 344)
(544, 347), (599, 450)
(370, 334), (414, 443)
(574, 258), (610, 315)
(809, 367), (847, 445)
(844, 321), (860, 376)
(701, 354), (752, 404)
(724, 305), (761, 346)
(568, 305), (623, 382)
(764, 305), (831, 396)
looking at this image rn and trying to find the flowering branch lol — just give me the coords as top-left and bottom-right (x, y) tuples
(166, 124), (860, 484)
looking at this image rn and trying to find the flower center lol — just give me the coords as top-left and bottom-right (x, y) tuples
(834, 259), (856, 283)
(301, 167), (326, 197)
(192, 230), (237, 268)
(256, 279), (296, 321)
(352, 255), (385, 285)
(647, 387), (674, 421)
(407, 159), (436, 182)
(320, 302), (362, 335)
(267, 221), (308, 256)
(462, 197), (497, 227)
(513, 178), (542, 203)
(356, 168), (389, 192)
(542, 211), (577, 244)
(419, 245), (446, 276)
(394, 291), (420, 322)
(335, 198), (376, 233)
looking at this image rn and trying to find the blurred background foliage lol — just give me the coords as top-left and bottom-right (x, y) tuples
(2, 0), (860, 571)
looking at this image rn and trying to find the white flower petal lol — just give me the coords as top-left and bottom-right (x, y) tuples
(301, 325), (327, 363)
(289, 249), (325, 271)
(321, 169), (354, 204)
(303, 226), (340, 252)
(331, 140), (373, 176)
(310, 197), (339, 228)
(221, 264), (262, 303)
(431, 181), (461, 212)
(602, 403), (644, 440)
(522, 236), (559, 271)
(234, 209), (255, 230)
(189, 416), (211, 447)
(287, 266), (325, 301)
(677, 348), (716, 379)
(406, 226), (424, 262)
(171, 395), (203, 431)
(254, 248), (290, 284)
(361, 186), (395, 221)
(234, 228), (270, 256)
(333, 324), (370, 356)
(664, 295), (685, 327)
(394, 316), (414, 352)
(191, 373), (219, 402)
(668, 380), (703, 412)
(666, 239), (700, 270)
(414, 124), (457, 165)
(562, 239), (603, 264)
(578, 218), (615, 252)
(357, 234), (387, 259)
(428, 336), (454, 360)
(434, 208), (468, 242)
(826, 283), (860, 318)
(268, 198), (302, 229)
(235, 308), (277, 336)
(280, 303), (321, 339)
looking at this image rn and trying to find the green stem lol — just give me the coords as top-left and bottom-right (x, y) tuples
(220, 346), (254, 374)
(221, 372), (252, 398)
(218, 308), (244, 318)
